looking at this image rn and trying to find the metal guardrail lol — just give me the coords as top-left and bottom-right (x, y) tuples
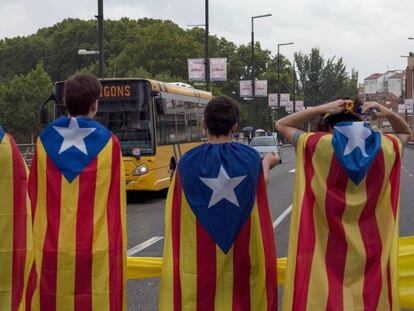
(17, 144), (35, 167)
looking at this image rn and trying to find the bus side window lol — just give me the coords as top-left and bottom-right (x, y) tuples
(156, 98), (168, 145)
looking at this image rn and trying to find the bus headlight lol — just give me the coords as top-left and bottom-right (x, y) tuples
(132, 164), (149, 176)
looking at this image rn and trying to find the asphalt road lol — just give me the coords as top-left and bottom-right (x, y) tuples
(126, 146), (414, 311)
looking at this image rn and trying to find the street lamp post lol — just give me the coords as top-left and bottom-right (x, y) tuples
(96, 0), (105, 78)
(251, 13), (272, 128)
(277, 42), (294, 108)
(205, 0), (209, 92)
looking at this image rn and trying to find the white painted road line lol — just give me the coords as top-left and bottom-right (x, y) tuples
(127, 236), (164, 256)
(273, 204), (293, 229)
(288, 169), (296, 173)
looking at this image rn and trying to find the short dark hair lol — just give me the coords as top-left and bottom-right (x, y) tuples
(64, 73), (102, 116)
(204, 95), (240, 136)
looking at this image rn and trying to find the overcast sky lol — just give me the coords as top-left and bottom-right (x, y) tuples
(1, 0), (414, 81)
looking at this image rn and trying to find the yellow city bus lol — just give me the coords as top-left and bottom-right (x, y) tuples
(51, 79), (212, 191)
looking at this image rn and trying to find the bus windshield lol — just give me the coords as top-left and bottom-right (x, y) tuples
(95, 80), (154, 156)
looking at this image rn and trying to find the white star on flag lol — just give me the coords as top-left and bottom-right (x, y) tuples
(335, 122), (371, 157)
(53, 118), (96, 155)
(200, 165), (247, 208)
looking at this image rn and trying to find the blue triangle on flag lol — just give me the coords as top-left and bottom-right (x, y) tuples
(40, 116), (112, 182)
(178, 143), (261, 253)
(332, 121), (381, 184)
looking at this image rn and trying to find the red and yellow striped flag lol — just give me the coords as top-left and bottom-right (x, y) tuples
(160, 143), (277, 310)
(0, 128), (33, 311)
(27, 117), (127, 311)
(283, 130), (402, 311)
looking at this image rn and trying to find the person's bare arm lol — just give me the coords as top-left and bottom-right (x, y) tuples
(362, 102), (411, 143)
(275, 99), (351, 143)
(262, 152), (279, 185)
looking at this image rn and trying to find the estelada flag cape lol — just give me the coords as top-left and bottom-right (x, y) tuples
(159, 142), (277, 311)
(283, 122), (402, 311)
(0, 128), (34, 311)
(27, 117), (127, 311)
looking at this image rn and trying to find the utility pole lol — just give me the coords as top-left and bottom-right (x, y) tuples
(292, 61), (296, 112)
(97, 0), (105, 78)
(205, 0), (209, 91)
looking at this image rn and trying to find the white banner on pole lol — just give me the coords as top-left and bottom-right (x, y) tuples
(279, 93), (290, 106)
(398, 104), (405, 114)
(295, 100), (304, 111)
(404, 99), (413, 114)
(209, 58), (227, 81)
(240, 80), (253, 97)
(188, 58), (205, 81)
(285, 101), (294, 113)
(268, 93), (278, 107)
(255, 80), (268, 97)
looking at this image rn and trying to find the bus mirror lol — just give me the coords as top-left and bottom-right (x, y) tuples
(156, 98), (164, 115)
(40, 105), (48, 125)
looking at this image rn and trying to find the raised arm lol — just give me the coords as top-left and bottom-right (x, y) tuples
(361, 102), (412, 143)
(275, 99), (350, 143)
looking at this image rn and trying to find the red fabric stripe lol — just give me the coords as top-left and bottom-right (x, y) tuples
(25, 264), (37, 311)
(171, 171), (182, 311)
(292, 132), (326, 311)
(9, 135), (28, 311)
(359, 151), (385, 310)
(256, 172), (277, 311)
(107, 137), (124, 311)
(324, 155), (349, 311)
(232, 218), (251, 311)
(40, 157), (62, 311)
(383, 134), (401, 219)
(196, 220), (216, 311)
(74, 159), (97, 311)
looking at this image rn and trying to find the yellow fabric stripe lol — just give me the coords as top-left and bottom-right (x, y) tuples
(248, 204), (267, 311)
(306, 135), (332, 311)
(31, 140), (48, 310)
(159, 174), (176, 311)
(92, 140), (112, 311)
(55, 176), (79, 310)
(342, 179), (366, 310)
(375, 137), (399, 310)
(22, 186), (33, 311)
(282, 133), (313, 311)
(179, 193), (197, 310)
(214, 245), (233, 311)
(0, 135), (14, 307)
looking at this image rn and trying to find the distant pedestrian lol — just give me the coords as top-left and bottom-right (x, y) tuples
(0, 126), (34, 311)
(160, 95), (279, 310)
(276, 99), (411, 310)
(28, 74), (127, 310)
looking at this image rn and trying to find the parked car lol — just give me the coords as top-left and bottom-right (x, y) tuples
(249, 136), (282, 162)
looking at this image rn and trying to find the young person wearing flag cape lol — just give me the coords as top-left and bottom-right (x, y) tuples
(276, 99), (411, 311)
(27, 74), (127, 311)
(159, 95), (280, 311)
(0, 126), (34, 311)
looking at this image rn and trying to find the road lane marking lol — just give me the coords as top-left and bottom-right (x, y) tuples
(127, 236), (164, 256)
(288, 169), (296, 173)
(273, 204), (293, 229)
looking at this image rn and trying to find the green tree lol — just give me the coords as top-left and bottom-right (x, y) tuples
(0, 63), (52, 142)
